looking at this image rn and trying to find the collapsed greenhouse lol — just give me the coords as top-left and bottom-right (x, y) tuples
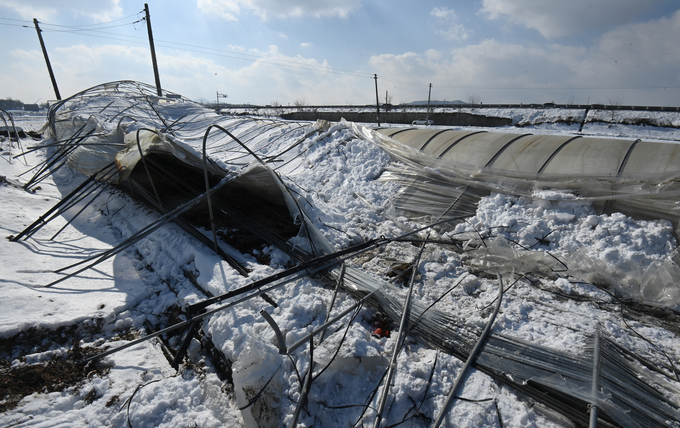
(2, 81), (680, 427)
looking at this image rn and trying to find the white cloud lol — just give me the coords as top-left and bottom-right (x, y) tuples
(437, 23), (471, 41)
(2, 49), (52, 102)
(424, 49), (441, 61)
(195, 0), (240, 21)
(370, 51), (433, 77)
(50, 43), (363, 104)
(1, 44), (148, 102)
(0, 0), (123, 22)
(7, 7), (679, 106)
(300, 42), (312, 48)
(52, 45), (150, 94)
(481, 0), (659, 39)
(431, 7), (456, 20)
(581, 10), (680, 86)
(430, 7), (470, 41)
(201, 46), (370, 104)
(197, 0), (362, 21)
(369, 11), (680, 105)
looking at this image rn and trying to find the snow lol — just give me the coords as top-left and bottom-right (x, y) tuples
(1, 102), (679, 427)
(229, 105), (680, 142)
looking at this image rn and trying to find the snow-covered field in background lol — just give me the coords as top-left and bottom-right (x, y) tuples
(1, 107), (679, 427)
(229, 105), (680, 142)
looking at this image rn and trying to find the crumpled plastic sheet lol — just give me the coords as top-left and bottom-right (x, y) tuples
(566, 249), (680, 311)
(346, 120), (680, 311)
(40, 83), (680, 426)
(338, 266), (680, 427)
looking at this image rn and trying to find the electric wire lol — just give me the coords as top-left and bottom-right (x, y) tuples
(6, 15), (680, 91)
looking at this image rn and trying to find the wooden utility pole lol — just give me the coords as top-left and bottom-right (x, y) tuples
(426, 83), (432, 125)
(33, 19), (61, 100)
(144, 3), (162, 97)
(374, 74), (380, 126)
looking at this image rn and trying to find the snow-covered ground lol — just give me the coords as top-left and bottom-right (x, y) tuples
(229, 105), (680, 142)
(1, 103), (679, 427)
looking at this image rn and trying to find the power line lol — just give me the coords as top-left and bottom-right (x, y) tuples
(21, 13), (141, 29)
(26, 24), (375, 79)
(41, 21), (144, 32)
(11, 15), (375, 78)
(152, 37), (375, 78)
(0, 22), (31, 29)
(34, 29), (148, 46)
(0, 14), (142, 30)
(54, 12), (141, 27)
(0, 17), (32, 24)
(4, 16), (679, 92)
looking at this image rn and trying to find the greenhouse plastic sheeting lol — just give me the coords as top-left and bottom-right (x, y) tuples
(350, 123), (680, 237)
(25, 81), (680, 426)
(346, 121), (680, 309)
(44, 81), (335, 260)
(338, 266), (680, 428)
(375, 128), (680, 176)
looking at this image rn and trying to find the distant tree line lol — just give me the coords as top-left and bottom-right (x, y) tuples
(0, 98), (48, 111)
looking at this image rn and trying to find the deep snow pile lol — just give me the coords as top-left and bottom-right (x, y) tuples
(1, 94), (679, 428)
(454, 191), (680, 310)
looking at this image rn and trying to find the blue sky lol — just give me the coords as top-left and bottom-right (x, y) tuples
(1, 0), (680, 106)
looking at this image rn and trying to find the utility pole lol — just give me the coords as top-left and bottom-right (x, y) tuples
(426, 83), (432, 125)
(374, 74), (380, 126)
(216, 91), (228, 107)
(144, 3), (162, 97)
(33, 19), (61, 100)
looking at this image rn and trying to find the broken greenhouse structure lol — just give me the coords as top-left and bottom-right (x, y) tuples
(5, 81), (680, 427)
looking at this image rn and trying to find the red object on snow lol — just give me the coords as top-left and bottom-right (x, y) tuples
(373, 328), (390, 338)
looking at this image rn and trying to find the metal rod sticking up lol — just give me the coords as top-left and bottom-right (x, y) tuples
(289, 337), (314, 428)
(431, 273), (504, 428)
(0, 107), (27, 165)
(200, 124), (267, 270)
(373, 240), (427, 428)
(319, 264), (346, 344)
(589, 328), (601, 428)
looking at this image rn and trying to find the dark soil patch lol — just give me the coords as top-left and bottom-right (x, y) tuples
(0, 344), (108, 412)
(386, 262), (413, 286)
(0, 127), (26, 139)
(27, 130), (43, 140)
(0, 322), (102, 361)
